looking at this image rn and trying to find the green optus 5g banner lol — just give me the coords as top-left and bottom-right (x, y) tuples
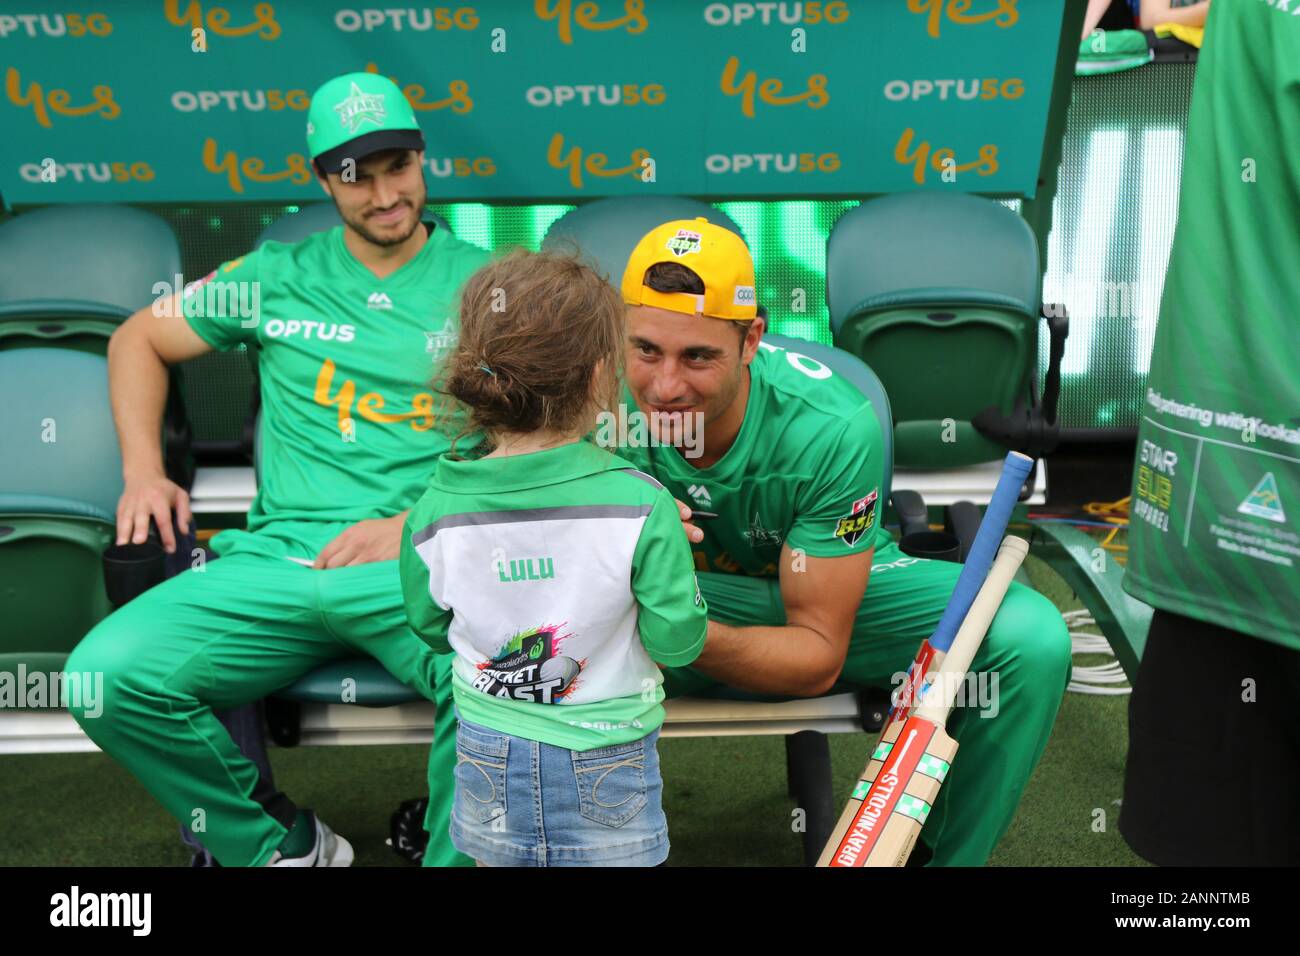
(1, 0), (1064, 203)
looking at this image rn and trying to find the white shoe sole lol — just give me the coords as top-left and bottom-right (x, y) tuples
(319, 823), (355, 867)
(325, 833), (355, 867)
(269, 817), (356, 867)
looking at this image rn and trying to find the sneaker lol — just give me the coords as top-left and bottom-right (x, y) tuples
(267, 811), (354, 867)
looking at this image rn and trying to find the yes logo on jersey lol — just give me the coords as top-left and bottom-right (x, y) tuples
(834, 489), (878, 547)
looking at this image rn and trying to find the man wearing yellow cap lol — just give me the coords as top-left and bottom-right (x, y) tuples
(613, 218), (1071, 866)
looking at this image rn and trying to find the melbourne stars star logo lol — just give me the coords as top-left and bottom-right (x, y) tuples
(334, 82), (387, 134)
(425, 317), (458, 356)
(743, 512), (783, 548)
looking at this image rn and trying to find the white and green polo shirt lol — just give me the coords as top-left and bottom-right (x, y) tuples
(399, 440), (708, 750)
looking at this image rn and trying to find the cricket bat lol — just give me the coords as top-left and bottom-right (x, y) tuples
(818, 535), (1029, 867)
(886, 450), (1034, 723)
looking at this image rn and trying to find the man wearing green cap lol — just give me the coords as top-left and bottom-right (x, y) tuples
(66, 72), (488, 867)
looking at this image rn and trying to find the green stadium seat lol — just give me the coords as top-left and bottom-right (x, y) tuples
(0, 204), (193, 485)
(826, 192), (1067, 468)
(541, 196), (745, 285)
(0, 349), (121, 694)
(0, 204), (181, 346)
(274, 658), (424, 707)
(1029, 522), (1152, 682)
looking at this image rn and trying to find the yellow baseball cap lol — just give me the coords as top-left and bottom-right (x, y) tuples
(621, 217), (757, 321)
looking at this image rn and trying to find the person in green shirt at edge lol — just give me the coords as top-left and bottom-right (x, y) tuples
(620, 217), (1070, 865)
(66, 71), (492, 866)
(400, 250), (708, 866)
(1119, 1), (1300, 866)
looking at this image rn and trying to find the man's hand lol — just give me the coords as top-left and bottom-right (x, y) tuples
(108, 292), (212, 556)
(117, 471), (192, 554)
(313, 513), (408, 569)
(674, 497), (704, 544)
(689, 547), (874, 697)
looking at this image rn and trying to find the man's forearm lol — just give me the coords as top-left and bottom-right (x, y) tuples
(107, 323), (170, 479)
(690, 620), (841, 697)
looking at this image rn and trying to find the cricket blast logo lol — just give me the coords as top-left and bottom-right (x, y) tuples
(471, 624), (584, 704)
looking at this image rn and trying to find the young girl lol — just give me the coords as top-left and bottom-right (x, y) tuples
(399, 249), (708, 867)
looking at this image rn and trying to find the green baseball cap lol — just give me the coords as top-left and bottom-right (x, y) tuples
(306, 72), (425, 174)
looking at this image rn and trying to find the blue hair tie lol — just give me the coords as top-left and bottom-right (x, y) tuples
(478, 363), (496, 377)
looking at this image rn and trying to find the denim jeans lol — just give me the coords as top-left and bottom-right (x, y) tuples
(449, 715), (668, 867)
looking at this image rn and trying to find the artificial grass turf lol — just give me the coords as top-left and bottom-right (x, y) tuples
(0, 555), (1147, 867)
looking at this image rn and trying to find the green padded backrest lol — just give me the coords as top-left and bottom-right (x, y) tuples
(763, 334), (893, 509)
(826, 192), (1039, 326)
(0, 349), (122, 520)
(275, 658), (424, 707)
(826, 193), (1041, 469)
(0, 320), (118, 353)
(848, 305), (1033, 467)
(541, 197), (745, 287)
(0, 349), (119, 660)
(0, 205), (180, 321)
(255, 202), (451, 248)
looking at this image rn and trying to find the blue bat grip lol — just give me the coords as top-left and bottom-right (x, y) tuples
(927, 451), (1033, 654)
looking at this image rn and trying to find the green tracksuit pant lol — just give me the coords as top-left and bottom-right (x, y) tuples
(65, 525), (474, 868)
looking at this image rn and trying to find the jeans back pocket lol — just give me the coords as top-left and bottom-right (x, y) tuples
(454, 721), (509, 826)
(571, 739), (649, 828)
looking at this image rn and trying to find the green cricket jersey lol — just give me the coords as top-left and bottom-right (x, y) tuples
(182, 222), (491, 554)
(1123, 1), (1300, 648)
(618, 339), (889, 578)
(400, 441), (707, 750)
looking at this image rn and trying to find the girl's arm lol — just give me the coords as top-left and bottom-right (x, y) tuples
(631, 492), (709, 667)
(399, 511), (454, 653)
